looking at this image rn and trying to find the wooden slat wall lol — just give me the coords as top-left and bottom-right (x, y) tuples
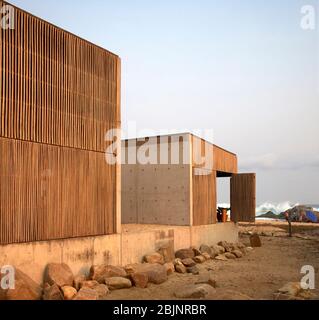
(230, 173), (256, 223)
(0, 2), (120, 152)
(213, 145), (237, 174)
(192, 168), (217, 226)
(191, 135), (237, 173)
(0, 2), (120, 244)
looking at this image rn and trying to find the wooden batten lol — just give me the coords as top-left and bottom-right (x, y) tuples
(0, 2), (120, 244)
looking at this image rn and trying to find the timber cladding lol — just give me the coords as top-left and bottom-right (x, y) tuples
(0, 2), (120, 244)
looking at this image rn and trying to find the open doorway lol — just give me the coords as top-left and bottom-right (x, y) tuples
(216, 172), (231, 222)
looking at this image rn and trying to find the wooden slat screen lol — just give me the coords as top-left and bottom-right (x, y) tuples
(230, 173), (256, 222)
(0, 2), (120, 244)
(192, 168), (217, 226)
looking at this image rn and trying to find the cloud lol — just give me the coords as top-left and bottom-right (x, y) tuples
(240, 153), (319, 171)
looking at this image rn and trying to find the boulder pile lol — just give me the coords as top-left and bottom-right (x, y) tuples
(0, 240), (254, 300)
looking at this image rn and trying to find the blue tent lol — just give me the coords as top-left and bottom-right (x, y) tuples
(306, 211), (318, 223)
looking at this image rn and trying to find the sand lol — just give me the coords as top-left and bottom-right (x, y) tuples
(106, 220), (319, 300)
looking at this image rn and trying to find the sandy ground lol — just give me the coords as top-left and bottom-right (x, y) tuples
(106, 221), (319, 300)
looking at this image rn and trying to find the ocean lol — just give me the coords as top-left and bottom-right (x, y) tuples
(218, 202), (319, 217)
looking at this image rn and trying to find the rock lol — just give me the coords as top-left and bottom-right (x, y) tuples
(201, 252), (211, 260)
(193, 255), (206, 264)
(0, 268), (42, 300)
(192, 248), (202, 256)
(125, 263), (168, 284)
(195, 273), (217, 288)
(164, 262), (175, 275)
(94, 284), (110, 299)
(246, 246), (254, 252)
(174, 284), (216, 299)
(182, 258), (196, 267)
(73, 287), (99, 300)
(79, 280), (109, 298)
(212, 244), (225, 254)
(131, 272), (148, 288)
(62, 286), (77, 300)
(175, 248), (195, 260)
(232, 250), (243, 258)
(89, 265), (127, 283)
(250, 234), (262, 247)
(199, 244), (212, 256)
(237, 242), (246, 249)
(45, 263), (74, 288)
(144, 252), (164, 265)
(157, 243), (175, 263)
(218, 241), (232, 252)
(104, 277), (132, 290)
(278, 282), (302, 297)
(174, 258), (183, 266)
(215, 254), (228, 261)
(73, 274), (87, 291)
(187, 266), (199, 275)
(175, 264), (187, 274)
(80, 280), (100, 289)
(225, 252), (236, 259)
(43, 283), (63, 300)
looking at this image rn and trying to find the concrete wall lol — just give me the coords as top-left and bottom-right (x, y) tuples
(122, 134), (192, 225)
(0, 223), (238, 284)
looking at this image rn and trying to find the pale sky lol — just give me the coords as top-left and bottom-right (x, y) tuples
(8, 0), (319, 205)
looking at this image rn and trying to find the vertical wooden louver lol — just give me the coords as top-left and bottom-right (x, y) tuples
(0, 1), (121, 244)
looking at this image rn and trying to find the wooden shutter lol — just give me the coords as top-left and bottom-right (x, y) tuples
(230, 173), (256, 222)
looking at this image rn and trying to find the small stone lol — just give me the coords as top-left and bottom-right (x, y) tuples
(104, 277), (132, 290)
(246, 246), (254, 252)
(73, 274), (87, 291)
(45, 263), (74, 288)
(43, 283), (63, 300)
(237, 242), (246, 249)
(201, 252), (211, 260)
(175, 248), (195, 260)
(80, 280), (100, 289)
(232, 250), (243, 258)
(125, 263), (167, 284)
(182, 258), (196, 267)
(131, 272), (148, 288)
(89, 265), (127, 283)
(144, 252), (165, 265)
(94, 284), (109, 299)
(174, 284), (216, 299)
(192, 247), (202, 256)
(73, 287), (99, 300)
(215, 254), (228, 261)
(225, 252), (236, 259)
(164, 262), (175, 275)
(199, 244), (212, 256)
(187, 266), (199, 275)
(62, 286), (77, 300)
(212, 245), (225, 254)
(250, 234), (262, 247)
(193, 255), (206, 263)
(218, 241), (232, 252)
(175, 264), (187, 274)
(174, 258), (183, 266)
